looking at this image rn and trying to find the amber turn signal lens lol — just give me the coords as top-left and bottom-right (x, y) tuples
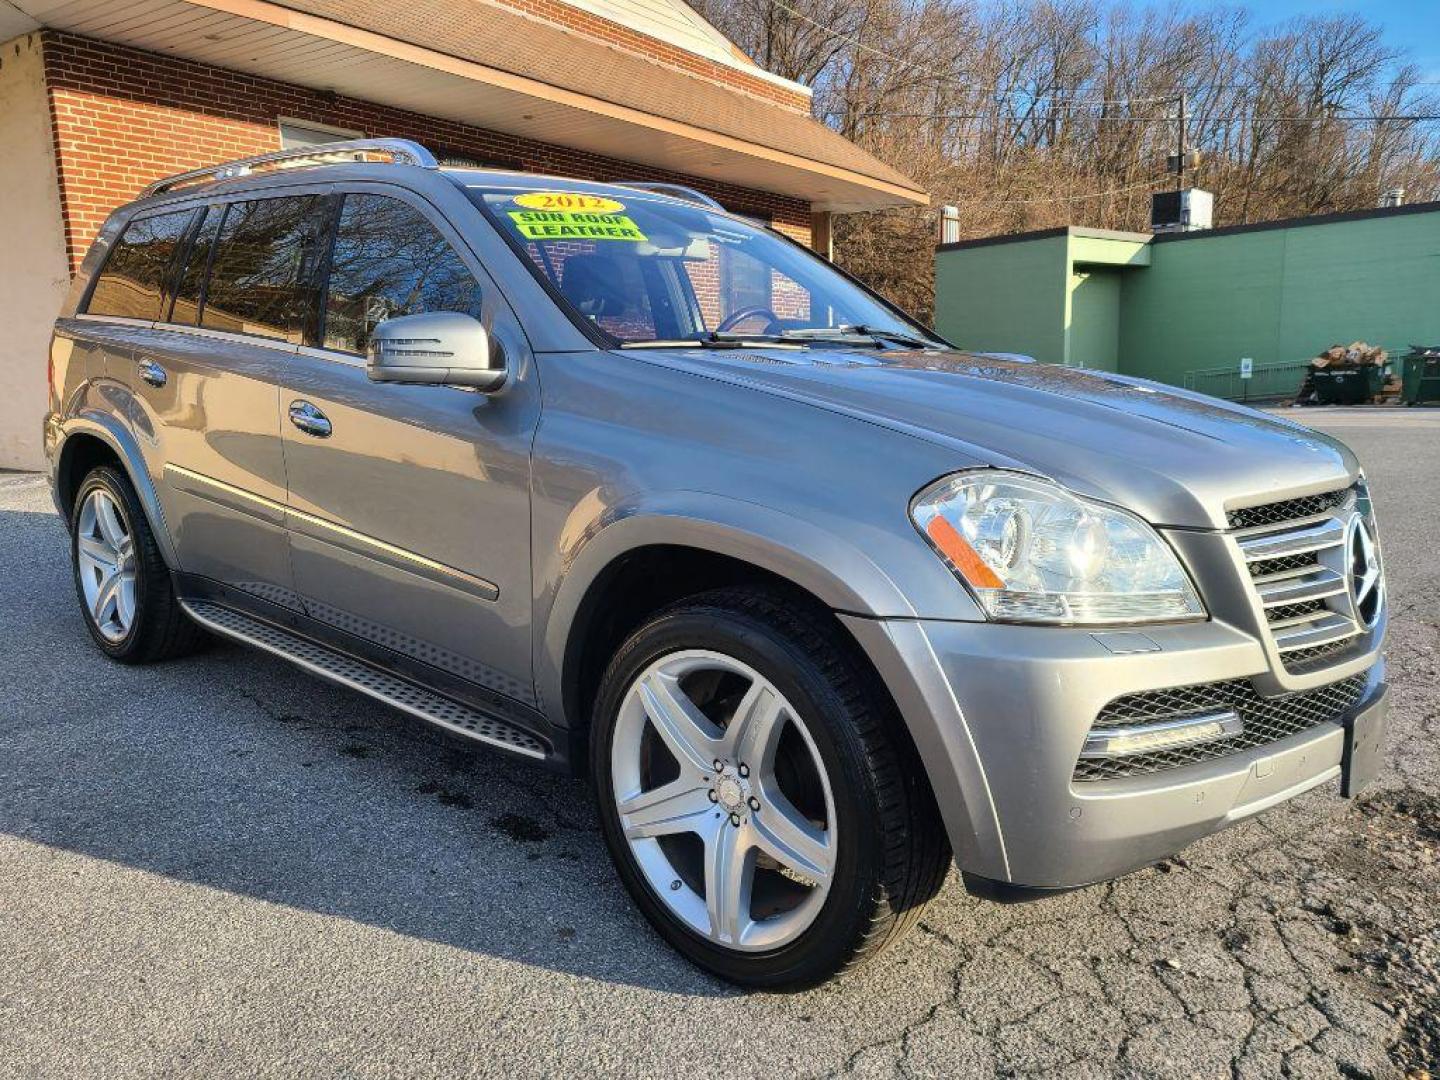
(925, 515), (1005, 590)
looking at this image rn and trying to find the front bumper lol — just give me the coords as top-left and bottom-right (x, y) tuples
(842, 614), (1387, 890)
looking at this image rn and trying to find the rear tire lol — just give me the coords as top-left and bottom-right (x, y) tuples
(70, 465), (207, 664)
(591, 586), (950, 989)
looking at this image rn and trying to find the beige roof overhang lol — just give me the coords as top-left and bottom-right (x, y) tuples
(8, 0), (927, 212)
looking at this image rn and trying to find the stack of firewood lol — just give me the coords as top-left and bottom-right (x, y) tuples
(1309, 342), (1388, 369)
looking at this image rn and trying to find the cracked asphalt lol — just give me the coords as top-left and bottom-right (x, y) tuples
(1, 406), (1437, 1079)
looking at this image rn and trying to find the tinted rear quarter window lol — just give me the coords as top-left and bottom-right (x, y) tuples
(170, 207), (223, 326)
(201, 196), (326, 343)
(323, 194), (482, 354)
(86, 210), (195, 320)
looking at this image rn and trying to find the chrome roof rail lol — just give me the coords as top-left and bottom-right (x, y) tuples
(141, 139), (439, 197)
(613, 182), (724, 211)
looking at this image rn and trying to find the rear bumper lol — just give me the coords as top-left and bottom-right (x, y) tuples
(842, 614), (1387, 890)
(43, 413), (64, 516)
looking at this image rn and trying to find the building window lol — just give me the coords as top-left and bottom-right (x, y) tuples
(278, 119), (363, 149)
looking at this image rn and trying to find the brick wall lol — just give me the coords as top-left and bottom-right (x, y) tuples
(40, 31), (812, 272)
(487, 0), (812, 113)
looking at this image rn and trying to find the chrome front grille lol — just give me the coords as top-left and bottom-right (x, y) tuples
(1073, 673), (1369, 782)
(1231, 485), (1365, 673)
(1247, 551), (1321, 577)
(1226, 488), (1352, 530)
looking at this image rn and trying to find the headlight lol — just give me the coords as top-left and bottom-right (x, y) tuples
(911, 470), (1205, 625)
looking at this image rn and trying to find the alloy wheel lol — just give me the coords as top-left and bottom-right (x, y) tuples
(76, 489), (137, 643)
(610, 649), (837, 952)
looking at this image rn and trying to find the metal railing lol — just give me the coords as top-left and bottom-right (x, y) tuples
(1182, 360), (1311, 402)
(1183, 346), (1409, 402)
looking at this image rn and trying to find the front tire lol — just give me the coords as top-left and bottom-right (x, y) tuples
(71, 465), (206, 663)
(591, 587), (950, 989)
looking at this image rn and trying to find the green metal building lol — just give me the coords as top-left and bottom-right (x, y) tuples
(933, 200), (1440, 398)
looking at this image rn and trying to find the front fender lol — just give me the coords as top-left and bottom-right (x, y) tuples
(54, 411), (180, 571)
(535, 490), (932, 731)
(534, 491), (1003, 872)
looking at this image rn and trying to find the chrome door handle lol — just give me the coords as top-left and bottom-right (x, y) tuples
(137, 358), (167, 388)
(288, 400), (332, 438)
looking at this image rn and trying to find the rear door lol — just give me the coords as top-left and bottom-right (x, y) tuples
(69, 207), (196, 438)
(121, 191), (331, 609)
(278, 186), (541, 706)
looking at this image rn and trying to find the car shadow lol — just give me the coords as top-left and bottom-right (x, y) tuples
(0, 493), (735, 997)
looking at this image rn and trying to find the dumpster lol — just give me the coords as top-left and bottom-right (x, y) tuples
(1401, 346), (1440, 406)
(1302, 341), (1389, 406)
(1312, 364), (1386, 405)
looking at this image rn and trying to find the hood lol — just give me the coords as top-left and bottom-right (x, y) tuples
(629, 347), (1358, 529)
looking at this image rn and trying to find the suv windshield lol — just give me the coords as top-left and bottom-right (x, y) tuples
(466, 185), (943, 348)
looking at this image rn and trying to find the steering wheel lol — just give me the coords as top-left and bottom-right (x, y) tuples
(716, 307), (781, 335)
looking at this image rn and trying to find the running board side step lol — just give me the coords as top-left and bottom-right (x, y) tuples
(181, 600), (548, 760)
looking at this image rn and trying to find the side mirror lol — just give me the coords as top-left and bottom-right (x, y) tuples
(366, 311), (507, 392)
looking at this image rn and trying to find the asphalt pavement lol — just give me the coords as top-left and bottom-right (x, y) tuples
(0, 406), (1436, 1079)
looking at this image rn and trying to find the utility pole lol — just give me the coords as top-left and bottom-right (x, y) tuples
(1176, 90), (1187, 192)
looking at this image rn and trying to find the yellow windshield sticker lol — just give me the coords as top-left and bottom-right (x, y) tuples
(514, 191), (626, 213)
(508, 209), (648, 243)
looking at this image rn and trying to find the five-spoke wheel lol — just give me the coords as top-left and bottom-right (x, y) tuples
(69, 465), (206, 663)
(75, 488), (138, 642)
(612, 650), (837, 951)
(593, 587), (950, 989)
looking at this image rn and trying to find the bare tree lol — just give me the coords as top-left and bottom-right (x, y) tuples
(695, 0), (1440, 321)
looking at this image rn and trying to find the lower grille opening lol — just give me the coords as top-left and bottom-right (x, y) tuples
(1283, 639), (1362, 673)
(1073, 673), (1369, 782)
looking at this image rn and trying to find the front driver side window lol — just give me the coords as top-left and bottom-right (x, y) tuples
(323, 194), (482, 355)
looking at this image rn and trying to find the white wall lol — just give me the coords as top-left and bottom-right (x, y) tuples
(0, 33), (69, 471)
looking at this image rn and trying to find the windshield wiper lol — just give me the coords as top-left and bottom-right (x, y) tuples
(851, 325), (938, 349)
(780, 324), (936, 350)
(621, 332), (798, 349)
(702, 331), (793, 346)
(620, 327), (936, 351)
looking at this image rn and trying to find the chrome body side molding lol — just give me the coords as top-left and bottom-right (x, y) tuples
(164, 464), (500, 601)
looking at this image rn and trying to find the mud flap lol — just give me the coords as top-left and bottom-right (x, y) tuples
(1341, 685), (1389, 798)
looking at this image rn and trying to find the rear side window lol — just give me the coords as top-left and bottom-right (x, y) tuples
(201, 196), (327, 343)
(169, 207), (223, 326)
(86, 210), (194, 320)
(322, 194), (482, 354)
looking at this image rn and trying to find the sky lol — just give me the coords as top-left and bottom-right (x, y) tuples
(1240, 0), (1440, 78)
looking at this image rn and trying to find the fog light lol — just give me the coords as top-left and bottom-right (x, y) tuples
(1081, 710), (1244, 759)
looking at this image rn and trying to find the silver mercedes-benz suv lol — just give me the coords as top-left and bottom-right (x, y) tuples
(44, 140), (1388, 988)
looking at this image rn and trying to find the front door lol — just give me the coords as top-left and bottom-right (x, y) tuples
(279, 189), (540, 706)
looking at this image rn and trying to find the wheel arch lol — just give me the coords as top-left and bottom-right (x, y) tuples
(54, 416), (180, 570)
(538, 496), (921, 760)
